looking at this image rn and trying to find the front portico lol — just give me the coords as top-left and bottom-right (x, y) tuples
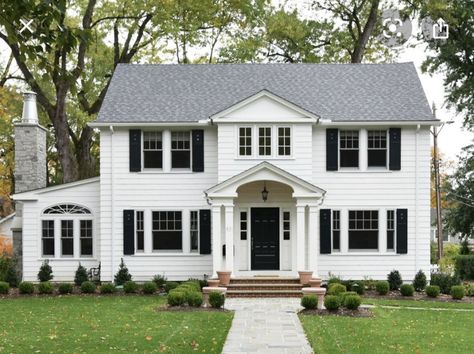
(205, 162), (325, 277)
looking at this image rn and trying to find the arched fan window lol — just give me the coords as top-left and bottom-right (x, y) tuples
(43, 204), (91, 215)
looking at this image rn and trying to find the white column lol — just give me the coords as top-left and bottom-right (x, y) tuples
(296, 203), (306, 271)
(212, 205), (222, 277)
(224, 203), (234, 272)
(308, 206), (319, 275)
(163, 130), (171, 172)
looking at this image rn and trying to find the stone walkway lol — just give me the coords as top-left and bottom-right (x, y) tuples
(222, 298), (313, 354)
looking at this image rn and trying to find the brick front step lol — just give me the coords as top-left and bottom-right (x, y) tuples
(226, 289), (303, 298)
(227, 284), (303, 291)
(230, 277), (301, 285)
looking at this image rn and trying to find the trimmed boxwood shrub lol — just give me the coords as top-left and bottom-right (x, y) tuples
(375, 281), (389, 295)
(168, 290), (186, 306)
(209, 291), (225, 308)
(425, 285), (440, 298)
(340, 291), (358, 302)
(100, 283), (116, 294)
(81, 281), (96, 294)
(430, 272), (461, 294)
(344, 294), (361, 310)
(38, 281), (54, 294)
(182, 280), (201, 292)
(58, 283), (74, 294)
(301, 295), (318, 310)
(152, 274), (167, 288)
(164, 281), (179, 293)
(451, 285), (465, 300)
(327, 275), (342, 286)
(0, 281), (10, 294)
(400, 284), (414, 296)
(186, 291), (203, 307)
(74, 263), (89, 286)
(466, 283), (474, 297)
(123, 281), (138, 294)
(19, 281), (34, 294)
(387, 270), (403, 290)
(327, 283), (346, 296)
(143, 282), (157, 294)
(324, 295), (340, 311)
(350, 282), (365, 295)
(455, 255), (474, 280)
(413, 270), (427, 291)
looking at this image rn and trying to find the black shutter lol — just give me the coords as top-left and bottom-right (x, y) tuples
(396, 208), (408, 254)
(199, 209), (211, 254)
(320, 209), (332, 254)
(326, 129), (338, 171)
(389, 128), (401, 170)
(129, 129), (142, 172)
(192, 130), (204, 172)
(123, 209), (135, 255)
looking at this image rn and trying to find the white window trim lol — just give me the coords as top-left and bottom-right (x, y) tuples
(135, 210), (145, 253)
(339, 129), (360, 170)
(332, 209), (341, 252)
(235, 125), (294, 160)
(277, 126), (292, 157)
(367, 129), (389, 170)
(142, 130), (164, 171)
(386, 209), (396, 252)
(347, 209), (380, 252)
(190, 210), (200, 253)
(171, 131), (192, 171)
(238, 126), (254, 157)
(151, 209), (184, 253)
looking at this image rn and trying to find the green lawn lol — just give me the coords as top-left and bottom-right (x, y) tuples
(363, 297), (474, 309)
(0, 296), (233, 353)
(300, 300), (474, 354)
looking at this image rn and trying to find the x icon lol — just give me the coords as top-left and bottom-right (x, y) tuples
(19, 19), (34, 34)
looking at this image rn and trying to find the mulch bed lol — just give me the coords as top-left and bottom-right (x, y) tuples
(364, 290), (474, 304)
(0, 288), (167, 298)
(300, 307), (373, 318)
(155, 304), (231, 313)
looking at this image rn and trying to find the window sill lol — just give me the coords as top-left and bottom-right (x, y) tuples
(235, 157), (294, 161)
(322, 252), (400, 256)
(38, 258), (98, 261)
(330, 169), (393, 173)
(126, 253), (205, 257)
(138, 170), (193, 174)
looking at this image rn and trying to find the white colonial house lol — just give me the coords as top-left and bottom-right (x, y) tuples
(12, 63), (436, 283)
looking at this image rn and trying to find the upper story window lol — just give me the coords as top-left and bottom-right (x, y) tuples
(368, 130), (387, 167)
(152, 211), (182, 251)
(278, 127), (291, 156)
(348, 210), (378, 250)
(239, 127), (252, 156)
(171, 132), (191, 168)
(143, 132), (163, 169)
(340, 130), (359, 168)
(258, 127), (272, 156)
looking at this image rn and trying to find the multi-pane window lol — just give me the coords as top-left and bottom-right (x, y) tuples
(340, 130), (359, 167)
(171, 132), (191, 168)
(387, 210), (395, 251)
(80, 220), (93, 256)
(61, 220), (74, 256)
(348, 210), (378, 250)
(190, 211), (199, 251)
(278, 127), (291, 156)
(368, 130), (387, 167)
(332, 210), (340, 251)
(136, 211), (144, 252)
(239, 127), (252, 156)
(240, 211), (248, 240)
(42, 220), (55, 256)
(283, 211), (290, 240)
(258, 127), (272, 156)
(152, 211), (182, 250)
(143, 132), (163, 168)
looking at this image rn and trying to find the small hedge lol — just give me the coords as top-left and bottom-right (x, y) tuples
(143, 282), (157, 294)
(375, 281), (389, 295)
(209, 291), (225, 308)
(387, 270), (403, 290)
(327, 283), (346, 296)
(455, 255), (474, 280)
(74, 263), (89, 286)
(168, 290), (186, 306)
(58, 283), (74, 294)
(164, 281), (179, 293)
(123, 281), (139, 293)
(100, 283), (116, 294)
(425, 285), (440, 298)
(340, 291), (358, 303)
(38, 281), (54, 294)
(400, 284), (414, 296)
(301, 295), (318, 310)
(413, 270), (427, 291)
(324, 295), (340, 311)
(0, 281), (10, 294)
(466, 283), (474, 297)
(186, 292), (203, 307)
(430, 272), (461, 294)
(152, 274), (167, 288)
(19, 281), (34, 294)
(80, 281), (96, 294)
(350, 282), (365, 295)
(451, 285), (465, 300)
(343, 294), (361, 310)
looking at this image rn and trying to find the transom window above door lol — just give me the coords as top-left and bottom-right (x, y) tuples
(238, 126), (292, 158)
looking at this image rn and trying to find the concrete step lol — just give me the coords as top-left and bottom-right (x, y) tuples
(226, 289), (303, 298)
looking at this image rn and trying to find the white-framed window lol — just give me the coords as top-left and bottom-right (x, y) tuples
(42, 220), (55, 256)
(240, 211), (248, 240)
(258, 127), (272, 156)
(152, 211), (182, 251)
(368, 130), (387, 167)
(239, 127), (252, 156)
(80, 220), (93, 256)
(340, 130), (359, 168)
(61, 220), (74, 256)
(171, 132), (191, 168)
(136, 211), (144, 252)
(348, 210), (378, 250)
(143, 131), (163, 169)
(190, 211), (199, 252)
(278, 127), (291, 156)
(283, 211), (290, 240)
(332, 210), (340, 251)
(387, 210), (395, 251)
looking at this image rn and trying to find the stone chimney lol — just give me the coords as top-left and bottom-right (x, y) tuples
(14, 91), (47, 193)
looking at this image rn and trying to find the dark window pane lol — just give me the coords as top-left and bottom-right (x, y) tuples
(241, 231), (247, 240)
(368, 150), (387, 167)
(340, 150), (359, 167)
(43, 239), (54, 256)
(171, 151), (190, 168)
(283, 231), (290, 240)
(153, 231), (182, 250)
(349, 231), (378, 249)
(333, 230), (340, 250)
(144, 151), (163, 168)
(81, 238), (93, 256)
(62, 239), (74, 255)
(387, 230), (394, 249)
(137, 231), (144, 251)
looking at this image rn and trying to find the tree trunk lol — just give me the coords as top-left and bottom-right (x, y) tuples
(75, 125), (97, 179)
(351, 0), (380, 63)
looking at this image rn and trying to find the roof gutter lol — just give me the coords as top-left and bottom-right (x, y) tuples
(318, 120), (441, 126)
(88, 121), (211, 128)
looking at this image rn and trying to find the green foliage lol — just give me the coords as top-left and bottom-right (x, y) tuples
(350, 282), (365, 295)
(460, 239), (471, 255)
(327, 274), (342, 286)
(114, 259), (132, 286)
(209, 292), (225, 308)
(58, 283), (74, 294)
(167, 291), (186, 307)
(454, 255), (474, 280)
(323, 295), (340, 311)
(38, 281), (54, 294)
(181, 281), (201, 292)
(37, 260), (53, 282)
(143, 282), (157, 294)
(152, 274), (167, 288)
(413, 270), (427, 291)
(80, 281), (96, 294)
(343, 295), (361, 310)
(0, 256), (18, 287)
(362, 277), (376, 291)
(431, 241), (439, 265)
(186, 292), (203, 307)
(430, 272), (461, 294)
(327, 283), (346, 296)
(0, 281), (9, 294)
(465, 283), (474, 297)
(375, 281), (390, 295)
(340, 291), (358, 303)
(425, 285), (440, 298)
(74, 263), (89, 286)
(164, 281), (179, 293)
(301, 295), (318, 310)
(100, 283), (116, 294)
(187, 278), (207, 290)
(439, 244), (461, 273)
(387, 270), (403, 290)
(19, 281), (34, 294)
(450, 285), (465, 300)
(400, 284), (414, 297)
(123, 281), (138, 294)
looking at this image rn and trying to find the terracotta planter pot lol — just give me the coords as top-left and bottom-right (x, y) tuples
(207, 279), (220, 287)
(216, 271), (232, 286)
(309, 278), (322, 288)
(298, 271), (313, 285)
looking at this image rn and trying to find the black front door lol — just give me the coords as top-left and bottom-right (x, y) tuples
(251, 208), (279, 270)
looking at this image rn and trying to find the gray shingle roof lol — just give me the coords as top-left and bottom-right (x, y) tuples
(95, 63), (434, 123)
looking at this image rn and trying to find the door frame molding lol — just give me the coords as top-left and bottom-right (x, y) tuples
(250, 207), (280, 270)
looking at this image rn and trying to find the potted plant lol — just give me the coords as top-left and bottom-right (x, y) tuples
(216, 271), (232, 286)
(298, 271), (313, 285)
(309, 277), (322, 288)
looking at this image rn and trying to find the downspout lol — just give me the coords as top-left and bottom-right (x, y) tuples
(415, 124), (420, 273)
(110, 125), (115, 280)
